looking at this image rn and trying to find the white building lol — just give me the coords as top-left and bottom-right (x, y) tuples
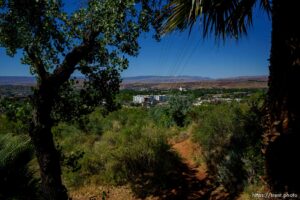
(133, 95), (146, 104)
(133, 95), (168, 104)
(179, 87), (187, 92)
(154, 95), (168, 102)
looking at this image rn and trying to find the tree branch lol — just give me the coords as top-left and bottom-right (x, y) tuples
(25, 47), (48, 81)
(49, 31), (100, 87)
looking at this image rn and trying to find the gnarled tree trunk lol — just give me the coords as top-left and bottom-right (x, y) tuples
(29, 81), (68, 200)
(265, 0), (300, 193)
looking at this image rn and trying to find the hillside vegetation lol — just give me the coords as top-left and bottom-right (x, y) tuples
(0, 90), (266, 199)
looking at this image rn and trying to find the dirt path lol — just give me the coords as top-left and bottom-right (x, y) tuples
(172, 137), (207, 181)
(169, 135), (230, 200)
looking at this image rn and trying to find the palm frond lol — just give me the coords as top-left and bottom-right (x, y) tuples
(161, 0), (196, 33)
(0, 133), (39, 199)
(162, 0), (267, 40)
(0, 133), (31, 168)
(259, 0), (271, 16)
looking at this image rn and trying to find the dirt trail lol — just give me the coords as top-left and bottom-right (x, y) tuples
(170, 135), (230, 200)
(172, 137), (207, 181)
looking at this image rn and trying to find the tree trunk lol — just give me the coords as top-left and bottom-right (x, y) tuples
(29, 83), (68, 200)
(264, 0), (300, 193)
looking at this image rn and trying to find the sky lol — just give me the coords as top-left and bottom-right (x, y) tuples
(0, 5), (271, 79)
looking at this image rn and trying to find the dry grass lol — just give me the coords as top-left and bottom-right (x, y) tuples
(121, 79), (267, 90)
(69, 184), (159, 200)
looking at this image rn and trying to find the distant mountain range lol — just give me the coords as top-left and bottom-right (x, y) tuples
(122, 76), (212, 83)
(216, 75), (268, 81)
(0, 75), (268, 85)
(0, 76), (36, 85)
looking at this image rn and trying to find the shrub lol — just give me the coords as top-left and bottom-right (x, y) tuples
(167, 95), (193, 127)
(193, 104), (236, 151)
(107, 126), (175, 183)
(76, 124), (177, 186)
(193, 97), (264, 195)
(0, 98), (31, 134)
(55, 107), (179, 190)
(148, 106), (173, 128)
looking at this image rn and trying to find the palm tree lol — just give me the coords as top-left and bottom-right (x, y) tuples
(161, 0), (300, 193)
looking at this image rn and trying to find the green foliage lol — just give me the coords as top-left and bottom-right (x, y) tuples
(0, 98), (32, 133)
(193, 104), (236, 152)
(51, 92), (265, 194)
(116, 90), (137, 105)
(148, 105), (173, 128)
(193, 95), (264, 195)
(1, 2), (165, 197)
(0, 133), (39, 200)
(148, 95), (195, 128)
(0, 88), (267, 198)
(0, 0), (165, 127)
(83, 108), (105, 134)
(168, 95), (193, 127)
(0, 85), (267, 197)
(52, 107), (178, 189)
(94, 125), (175, 185)
(99, 107), (148, 131)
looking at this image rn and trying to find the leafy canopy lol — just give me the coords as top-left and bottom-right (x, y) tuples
(0, 0), (163, 119)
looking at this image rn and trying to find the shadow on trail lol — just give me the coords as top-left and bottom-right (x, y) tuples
(128, 151), (216, 200)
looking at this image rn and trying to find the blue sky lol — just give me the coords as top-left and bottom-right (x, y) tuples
(0, 6), (271, 78)
(124, 8), (271, 78)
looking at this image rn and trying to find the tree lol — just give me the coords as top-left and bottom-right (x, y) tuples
(0, 0), (162, 199)
(161, 0), (300, 193)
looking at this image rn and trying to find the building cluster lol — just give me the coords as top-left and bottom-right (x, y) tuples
(133, 93), (244, 107)
(133, 95), (168, 105)
(193, 94), (242, 106)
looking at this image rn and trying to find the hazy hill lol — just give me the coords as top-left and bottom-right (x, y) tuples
(0, 76), (36, 85)
(0, 75), (268, 89)
(122, 76), (212, 83)
(121, 75), (268, 89)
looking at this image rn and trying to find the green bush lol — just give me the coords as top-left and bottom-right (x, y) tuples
(101, 126), (176, 184)
(54, 107), (179, 189)
(148, 95), (193, 128)
(193, 104), (236, 153)
(193, 97), (264, 195)
(168, 95), (193, 127)
(148, 106), (173, 128)
(76, 124), (177, 186)
(0, 113), (29, 135)
(0, 98), (31, 134)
